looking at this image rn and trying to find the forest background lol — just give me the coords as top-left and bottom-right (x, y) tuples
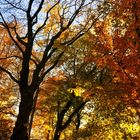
(0, 0), (140, 140)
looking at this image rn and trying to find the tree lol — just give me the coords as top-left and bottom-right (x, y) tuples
(84, 0), (140, 116)
(0, 0), (107, 139)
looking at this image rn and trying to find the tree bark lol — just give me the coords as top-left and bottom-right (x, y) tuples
(10, 88), (34, 140)
(53, 127), (61, 140)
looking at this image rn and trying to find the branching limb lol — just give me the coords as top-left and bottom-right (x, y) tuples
(67, 0), (86, 27)
(31, 0), (45, 20)
(0, 12), (24, 54)
(0, 66), (19, 83)
(4, 0), (26, 12)
(62, 100), (87, 130)
(33, 0), (61, 39)
(61, 13), (102, 46)
(0, 55), (38, 66)
(12, 15), (27, 47)
(40, 51), (64, 80)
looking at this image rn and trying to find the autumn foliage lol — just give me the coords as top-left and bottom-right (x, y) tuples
(0, 0), (140, 140)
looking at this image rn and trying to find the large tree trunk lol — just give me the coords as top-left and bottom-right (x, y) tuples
(10, 89), (34, 140)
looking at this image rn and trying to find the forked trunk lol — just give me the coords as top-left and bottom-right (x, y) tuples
(10, 90), (34, 140)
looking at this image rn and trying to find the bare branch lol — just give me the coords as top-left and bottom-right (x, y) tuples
(62, 12), (102, 46)
(0, 55), (38, 66)
(46, 48), (57, 61)
(67, 0), (86, 27)
(4, 0), (26, 12)
(31, 0), (45, 20)
(64, 32), (85, 46)
(0, 66), (19, 83)
(0, 12), (24, 54)
(38, 28), (65, 71)
(62, 101), (87, 130)
(0, 55), (21, 60)
(41, 51), (64, 80)
(33, 0), (60, 39)
(12, 15), (27, 47)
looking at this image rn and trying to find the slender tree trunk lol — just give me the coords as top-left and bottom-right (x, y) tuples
(10, 89), (34, 140)
(53, 128), (61, 140)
